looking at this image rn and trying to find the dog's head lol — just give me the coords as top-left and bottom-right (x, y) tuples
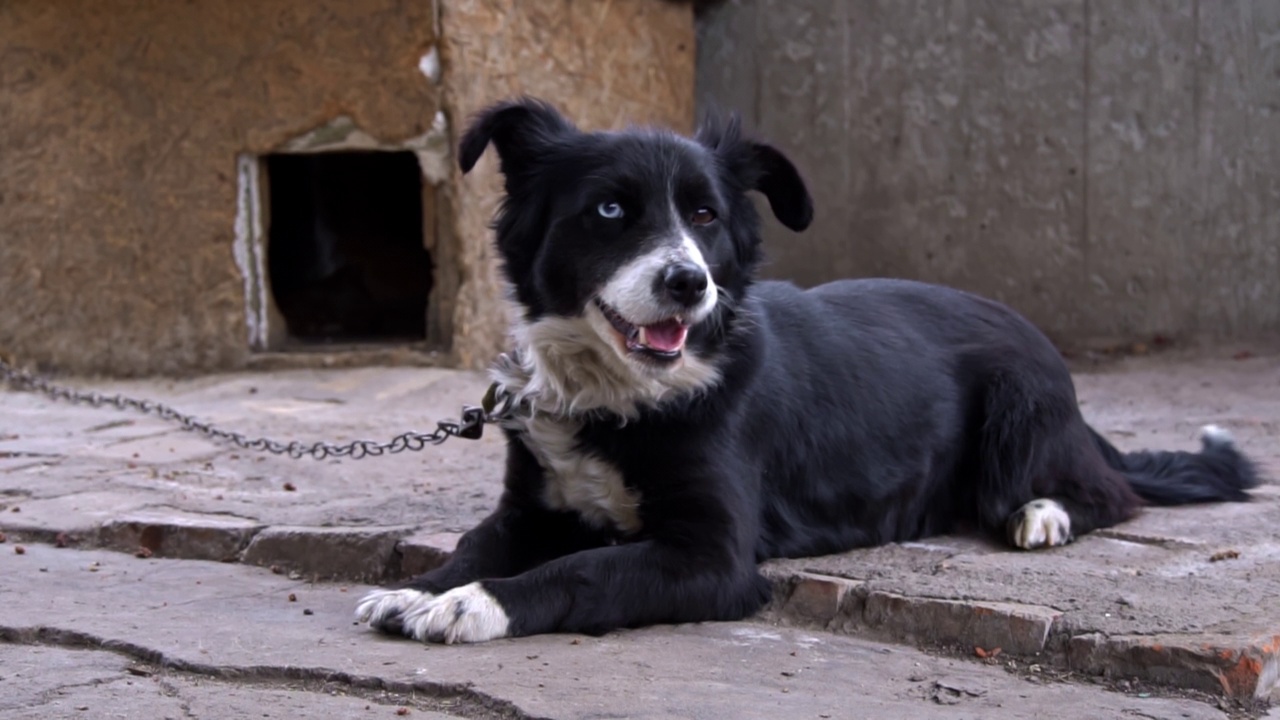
(461, 97), (812, 415)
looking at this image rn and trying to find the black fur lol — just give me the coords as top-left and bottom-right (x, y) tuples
(379, 98), (1262, 641)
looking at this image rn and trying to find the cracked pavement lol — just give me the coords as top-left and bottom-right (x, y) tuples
(1, 348), (1278, 718)
(0, 643), (469, 720)
(0, 545), (1251, 720)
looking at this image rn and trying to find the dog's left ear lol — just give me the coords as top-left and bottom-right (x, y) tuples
(696, 112), (814, 232)
(459, 97), (576, 180)
(748, 142), (813, 232)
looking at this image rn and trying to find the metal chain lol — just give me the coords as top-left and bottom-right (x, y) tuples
(0, 356), (516, 460)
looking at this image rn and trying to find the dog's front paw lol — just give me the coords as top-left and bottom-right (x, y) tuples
(401, 582), (510, 644)
(355, 588), (435, 634)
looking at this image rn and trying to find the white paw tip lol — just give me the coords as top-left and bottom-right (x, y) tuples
(1199, 424), (1234, 446)
(1009, 499), (1073, 550)
(401, 582), (510, 645)
(354, 588), (433, 628)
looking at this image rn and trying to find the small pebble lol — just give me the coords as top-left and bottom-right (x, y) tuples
(14, 545), (26, 555)
(288, 593), (298, 602)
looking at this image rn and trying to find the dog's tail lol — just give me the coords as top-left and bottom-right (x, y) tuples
(1089, 424), (1261, 506)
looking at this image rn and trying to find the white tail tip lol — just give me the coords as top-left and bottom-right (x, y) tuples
(1199, 424), (1234, 446)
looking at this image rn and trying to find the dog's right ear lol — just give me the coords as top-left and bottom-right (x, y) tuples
(458, 97), (576, 179)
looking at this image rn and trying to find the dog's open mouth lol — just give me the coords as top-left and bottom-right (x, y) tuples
(594, 298), (689, 362)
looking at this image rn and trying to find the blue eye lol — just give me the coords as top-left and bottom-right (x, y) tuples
(597, 201), (624, 219)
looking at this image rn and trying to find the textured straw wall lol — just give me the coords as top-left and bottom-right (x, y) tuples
(0, 0), (695, 375)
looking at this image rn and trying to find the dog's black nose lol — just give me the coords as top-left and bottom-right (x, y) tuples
(662, 262), (709, 307)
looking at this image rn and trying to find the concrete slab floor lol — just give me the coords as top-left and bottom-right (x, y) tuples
(0, 545), (1255, 720)
(1, 349), (1278, 715)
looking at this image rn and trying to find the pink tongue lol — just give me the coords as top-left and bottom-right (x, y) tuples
(642, 319), (688, 352)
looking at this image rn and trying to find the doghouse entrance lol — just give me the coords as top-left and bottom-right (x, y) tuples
(262, 151), (433, 345)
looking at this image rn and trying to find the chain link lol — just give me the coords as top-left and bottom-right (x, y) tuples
(0, 356), (515, 460)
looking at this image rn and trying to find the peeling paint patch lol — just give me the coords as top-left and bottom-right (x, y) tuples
(418, 45), (441, 84)
(233, 155), (269, 351)
(274, 114), (451, 185)
(278, 116), (385, 153)
(404, 111), (451, 185)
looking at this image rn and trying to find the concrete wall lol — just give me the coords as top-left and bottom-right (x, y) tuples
(696, 0), (1280, 348)
(0, 0), (694, 376)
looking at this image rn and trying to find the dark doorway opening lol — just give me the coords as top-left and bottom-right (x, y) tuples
(265, 151), (433, 345)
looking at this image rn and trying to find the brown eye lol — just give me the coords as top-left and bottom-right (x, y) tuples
(691, 207), (717, 226)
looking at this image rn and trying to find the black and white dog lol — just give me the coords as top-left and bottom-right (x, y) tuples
(357, 98), (1260, 644)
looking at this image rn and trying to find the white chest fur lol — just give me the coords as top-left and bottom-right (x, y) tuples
(513, 414), (642, 535)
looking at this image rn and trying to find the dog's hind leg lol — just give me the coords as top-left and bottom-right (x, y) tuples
(974, 369), (1141, 551)
(1003, 420), (1263, 550)
(1003, 473), (1140, 550)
